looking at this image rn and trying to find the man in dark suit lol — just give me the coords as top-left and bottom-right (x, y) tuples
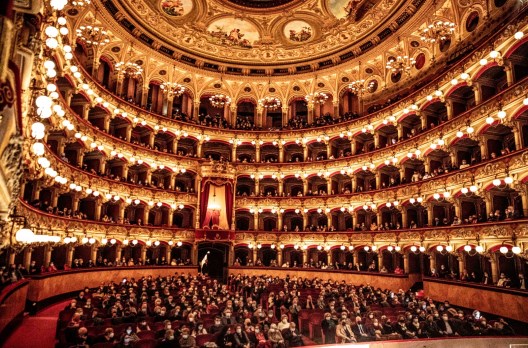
(352, 316), (374, 342)
(283, 322), (303, 347)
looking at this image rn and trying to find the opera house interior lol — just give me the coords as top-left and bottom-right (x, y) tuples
(1, 0), (528, 346)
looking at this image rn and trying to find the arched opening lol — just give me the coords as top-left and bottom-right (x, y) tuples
(198, 242), (229, 280)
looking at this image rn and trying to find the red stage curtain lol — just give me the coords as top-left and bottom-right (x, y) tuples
(199, 180), (210, 228)
(225, 183), (233, 228)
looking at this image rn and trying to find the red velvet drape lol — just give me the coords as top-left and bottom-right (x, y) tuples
(199, 181), (210, 228)
(225, 183), (233, 229)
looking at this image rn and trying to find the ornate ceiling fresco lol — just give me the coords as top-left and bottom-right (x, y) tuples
(112, 0), (407, 65)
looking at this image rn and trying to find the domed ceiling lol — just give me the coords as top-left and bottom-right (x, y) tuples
(103, 0), (419, 69)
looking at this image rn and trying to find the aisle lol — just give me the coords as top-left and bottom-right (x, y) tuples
(4, 300), (68, 348)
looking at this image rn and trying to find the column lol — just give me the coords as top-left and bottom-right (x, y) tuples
(333, 101), (339, 118)
(145, 169), (152, 184)
(94, 199), (102, 221)
(82, 104), (90, 120)
(326, 212), (333, 229)
(327, 179), (332, 194)
(191, 243), (198, 265)
(403, 253), (409, 274)
(23, 248), (32, 270)
(445, 100), (454, 120)
(303, 145), (308, 161)
(302, 213), (308, 230)
(170, 174), (176, 190)
(254, 179), (260, 195)
(254, 212), (259, 231)
(458, 253), (465, 274)
(424, 157), (431, 174)
(166, 95), (174, 117)
(504, 61), (514, 87)
(64, 88), (73, 106)
(43, 245), (52, 267)
(277, 248), (283, 266)
(193, 100), (200, 120)
(99, 159), (106, 175)
(520, 188), (528, 218)
(326, 143), (332, 158)
(103, 115), (110, 133)
(351, 141), (356, 155)
(303, 179), (308, 195)
(278, 144), (284, 163)
(143, 207), (150, 224)
(115, 75), (124, 98)
(140, 245), (147, 264)
(122, 164), (129, 181)
(172, 138), (179, 154)
(66, 245), (74, 267)
(253, 249), (258, 264)
(148, 132), (155, 148)
(472, 82), (482, 105)
(397, 124), (403, 139)
(115, 245), (122, 264)
(90, 244), (98, 263)
(375, 171), (381, 189)
(141, 85), (149, 108)
(351, 175), (357, 192)
(307, 103), (314, 124)
(327, 250), (333, 267)
(255, 144), (261, 162)
(197, 140), (203, 158)
(167, 208), (174, 226)
(230, 105), (237, 126)
(429, 253), (436, 272)
(449, 150), (458, 167)
(231, 144), (237, 163)
(123, 125), (131, 143)
(166, 246), (171, 264)
(377, 252), (383, 271)
(228, 244), (234, 266)
(512, 123), (522, 150)
(281, 106), (289, 127)
(278, 180), (284, 196)
(401, 207), (408, 228)
(426, 203), (434, 226)
(479, 135), (488, 159)
(302, 250), (308, 264)
(373, 133), (380, 148)
(452, 197), (461, 218)
(490, 254), (499, 283)
(257, 107), (264, 128)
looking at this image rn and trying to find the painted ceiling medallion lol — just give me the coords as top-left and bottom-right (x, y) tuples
(222, 0), (298, 8)
(160, 0), (193, 17)
(284, 20), (313, 43)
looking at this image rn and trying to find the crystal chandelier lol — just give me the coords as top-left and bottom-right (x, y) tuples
(71, 0), (91, 6)
(209, 94), (231, 108)
(76, 25), (110, 46)
(348, 79), (375, 96)
(305, 92), (329, 104)
(386, 50), (416, 75)
(348, 61), (374, 96)
(115, 44), (143, 79)
(258, 96), (281, 111)
(160, 82), (185, 98)
(115, 61), (143, 79)
(420, 20), (456, 44)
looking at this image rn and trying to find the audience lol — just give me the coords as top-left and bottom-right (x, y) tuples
(52, 272), (521, 348)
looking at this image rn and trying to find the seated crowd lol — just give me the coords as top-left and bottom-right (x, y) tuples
(54, 272), (519, 348)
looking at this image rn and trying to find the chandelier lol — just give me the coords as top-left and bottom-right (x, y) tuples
(420, 20), (456, 44)
(386, 54), (416, 75)
(71, 0), (91, 6)
(76, 25), (110, 46)
(160, 82), (185, 98)
(305, 92), (329, 104)
(209, 94), (231, 108)
(115, 61), (143, 79)
(348, 79), (375, 96)
(258, 96), (281, 111)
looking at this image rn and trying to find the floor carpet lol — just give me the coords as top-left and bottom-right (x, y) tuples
(3, 300), (69, 348)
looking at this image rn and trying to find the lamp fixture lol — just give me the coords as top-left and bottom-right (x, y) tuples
(209, 94), (231, 108)
(419, 0), (456, 46)
(76, 25), (110, 47)
(258, 96), (281, 111)
(160, 81), (185, 98)
(305, 92), (329, 104)
(348, 61), (374, 97)
(386, 38), (416, 75)
(115, 44), (143, 79)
